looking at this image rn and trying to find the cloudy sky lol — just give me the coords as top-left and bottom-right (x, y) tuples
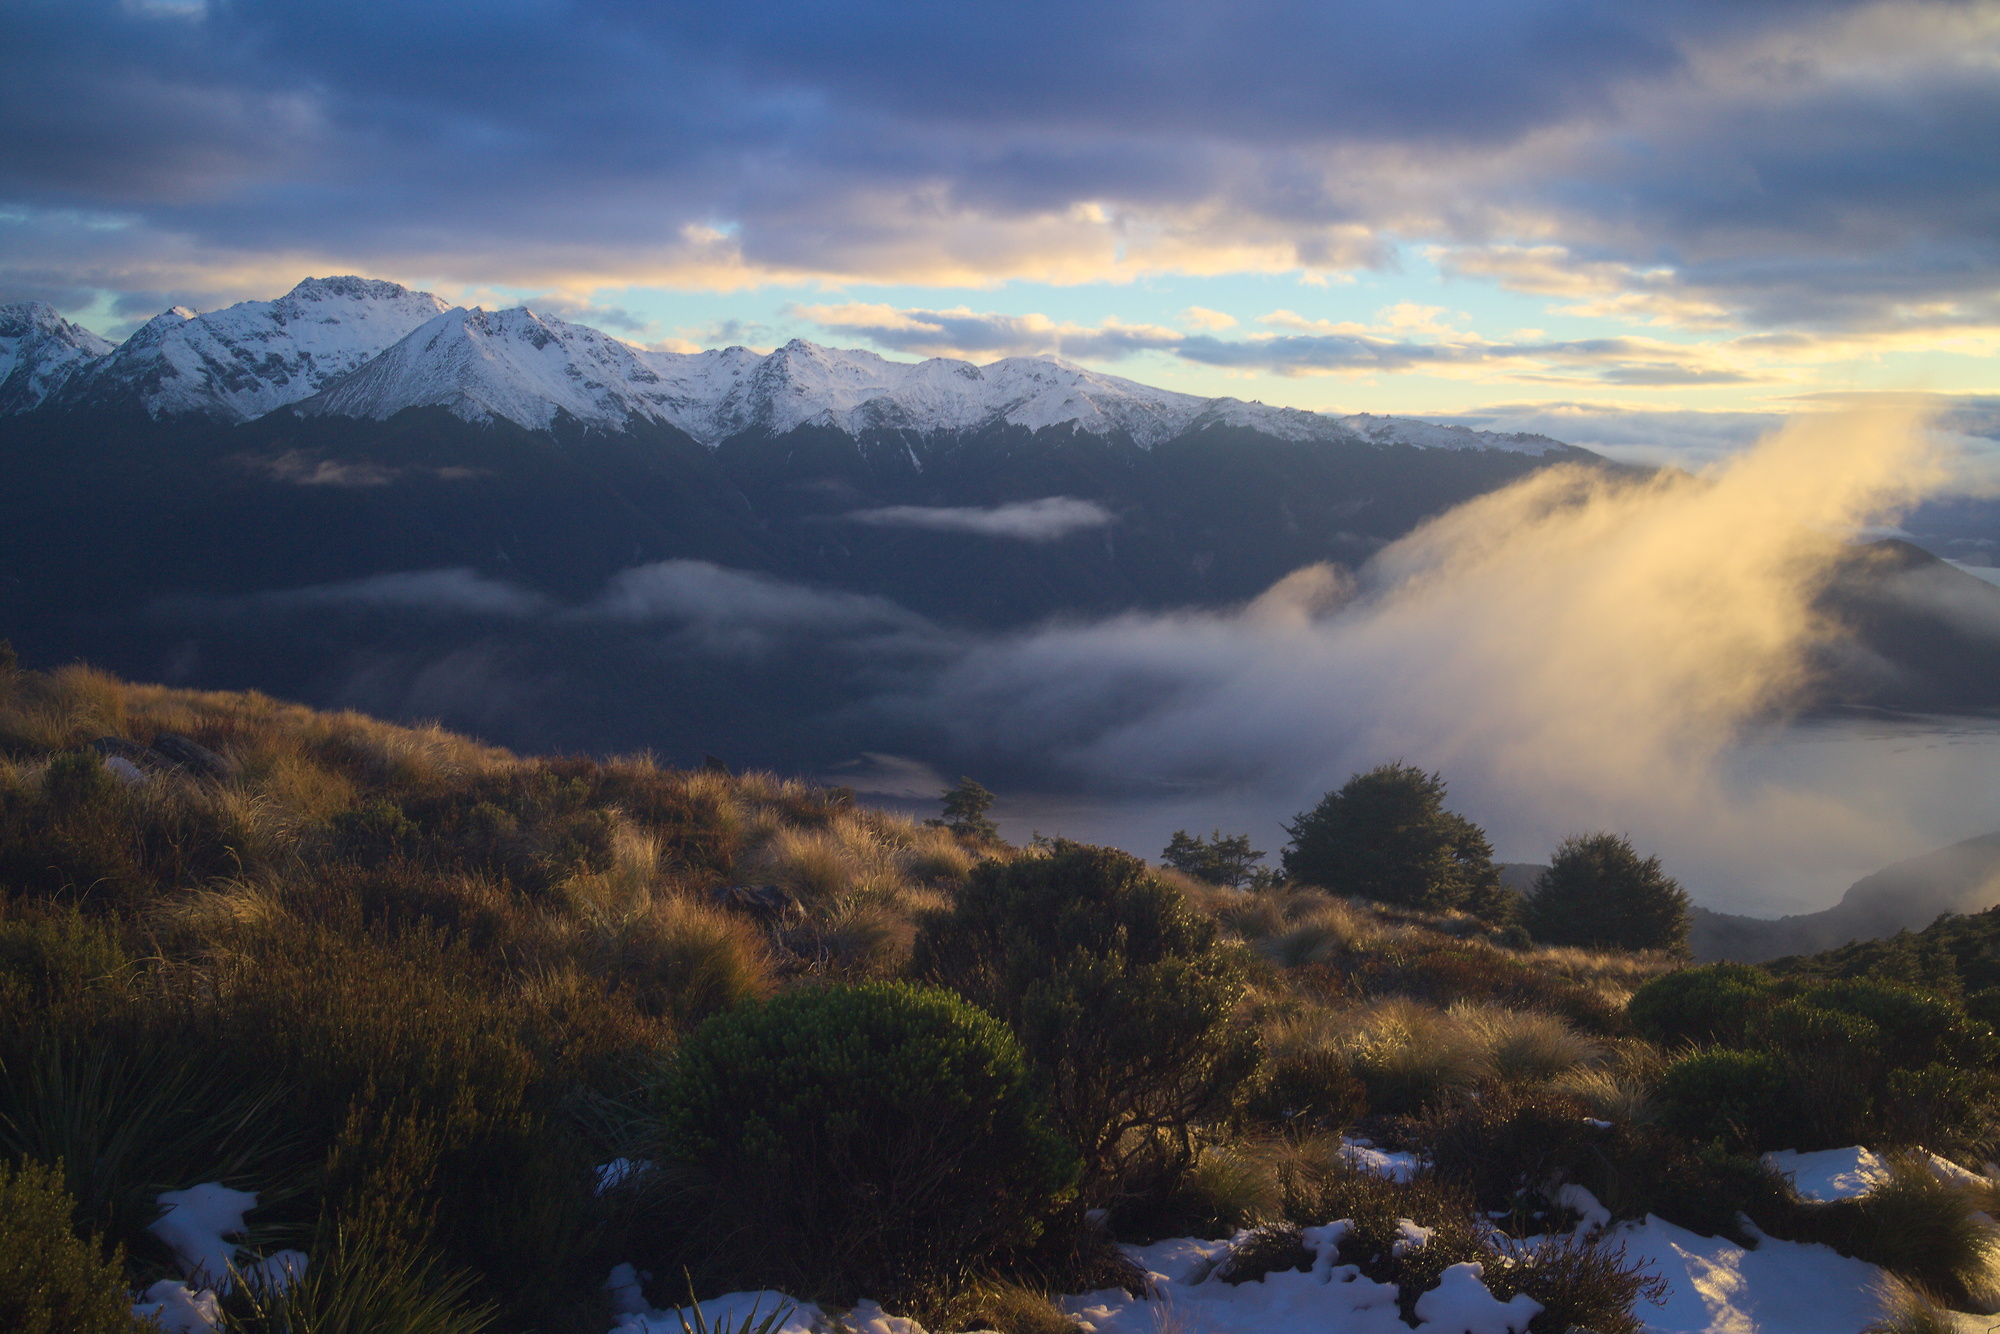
(5, 0), (1997, 454)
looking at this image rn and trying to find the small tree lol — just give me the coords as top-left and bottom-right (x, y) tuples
(928, 776), (999, 843)
(911, 841), (1256, 1200)
(1523, 832), (1691, 953)
(1160, 828), (1266, 888)
(1281, 763), (1503, 914)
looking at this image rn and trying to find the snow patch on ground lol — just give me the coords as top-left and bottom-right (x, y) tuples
(1338, 1140), (1425, 1183)
(1761, 1147), (1893, 1202)
(1618, 1214), (1885, 1333)
(132, 1280), (222, 1333)
(149, 1183), (257, 1289)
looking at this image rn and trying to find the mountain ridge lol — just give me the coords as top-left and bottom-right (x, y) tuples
(2, 277), (1575, 456)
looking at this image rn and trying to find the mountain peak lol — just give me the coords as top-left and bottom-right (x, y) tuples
(54, 279), (451, 420)
(0, 300), (115, 413)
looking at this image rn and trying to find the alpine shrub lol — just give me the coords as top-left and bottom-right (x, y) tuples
(911, 841), (1256, 1198)
(1750, 1000), (1881, 1148)
(655, 981), (1078, 1303)
(1627, 963), (1775, 1047)
(1654, 1048), (1793, 1152)
(0, 1158), (134, 1334)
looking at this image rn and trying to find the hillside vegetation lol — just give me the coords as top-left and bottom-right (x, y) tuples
(3, 658), (1999, 1333)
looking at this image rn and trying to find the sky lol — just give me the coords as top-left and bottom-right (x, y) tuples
(3, 0), (1998, 458)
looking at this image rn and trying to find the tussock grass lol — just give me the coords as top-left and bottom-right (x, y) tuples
(0, 661), (1746, 1334)
(1451, 1001), (1605, 1083)
(1865, 1276), (1965, 1334)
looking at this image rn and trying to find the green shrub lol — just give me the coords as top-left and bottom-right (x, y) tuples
(1627, 963), (1774, 1047)
(1279, 764), (1503, 914)
(911, 841), (1256, 1198)
(1802, 978), (1994, 1070)
(1654, 1048), (1793, 1152)
(1884, 1064), (2000, 1160)
(1523, 832), (1691, 954)
(0, 1158), (133, 1334)
(655, 981), (1078, 1303)
(1750, 1000), (1881, 1148)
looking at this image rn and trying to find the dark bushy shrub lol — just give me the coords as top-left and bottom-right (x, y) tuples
(911, 841), (1256, 1198)
(1523, 833), (1691, 954)
(1280, 764), (1503, 914)
(1655, 1048), (1793, 1151)
(1750, 999), (1881, 1148)
(1245, 1046), (1369, 1131)
(1627, 963), (1774, 1047)
(0, 1158), (134, 1334)
(1416, 1088), (1602, 1228)
(655, 981), (1078, 1303)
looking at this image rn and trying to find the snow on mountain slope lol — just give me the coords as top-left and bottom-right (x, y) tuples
(300, 311), (1573, 457)
(57, 277), (449, 421)
(298, 305), (699, 431)
(2, 276), (1573, 456)
(1334, 413), (1568, 455)
(0, 302), (115, 414)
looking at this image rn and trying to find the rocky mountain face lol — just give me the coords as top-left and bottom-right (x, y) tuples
(40, 277), (450, 422)
(0, 302), (115, 414)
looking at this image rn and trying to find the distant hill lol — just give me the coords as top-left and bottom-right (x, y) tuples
(1689, 829), (2000, 963)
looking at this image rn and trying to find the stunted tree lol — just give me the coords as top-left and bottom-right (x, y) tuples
(1160, 828), (1267, 889)
(911, 841), (1256, 1200)
(928, 776), (999, 843)
(1280, 763), (1508, 916)
(1524, 832), (1691, 953)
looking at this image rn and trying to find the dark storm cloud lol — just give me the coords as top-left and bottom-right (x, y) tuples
(1, 0), (1992, 335)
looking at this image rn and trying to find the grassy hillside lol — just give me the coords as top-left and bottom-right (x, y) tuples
(3, 658), (1998, 1333)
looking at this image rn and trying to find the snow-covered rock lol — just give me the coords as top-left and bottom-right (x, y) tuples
(57, 276), (449, 421)
(149, 1182), (257, 1288)
(0, 301), (114, 413)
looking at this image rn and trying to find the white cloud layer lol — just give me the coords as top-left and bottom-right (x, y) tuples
(844, 498), (1114, 541)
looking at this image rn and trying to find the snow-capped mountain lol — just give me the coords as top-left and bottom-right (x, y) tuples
(0, 302), (115, 414)
(2, 276), (1570, 456)
(54, 277), (449, 421)
(297, 309), (1569, 455)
